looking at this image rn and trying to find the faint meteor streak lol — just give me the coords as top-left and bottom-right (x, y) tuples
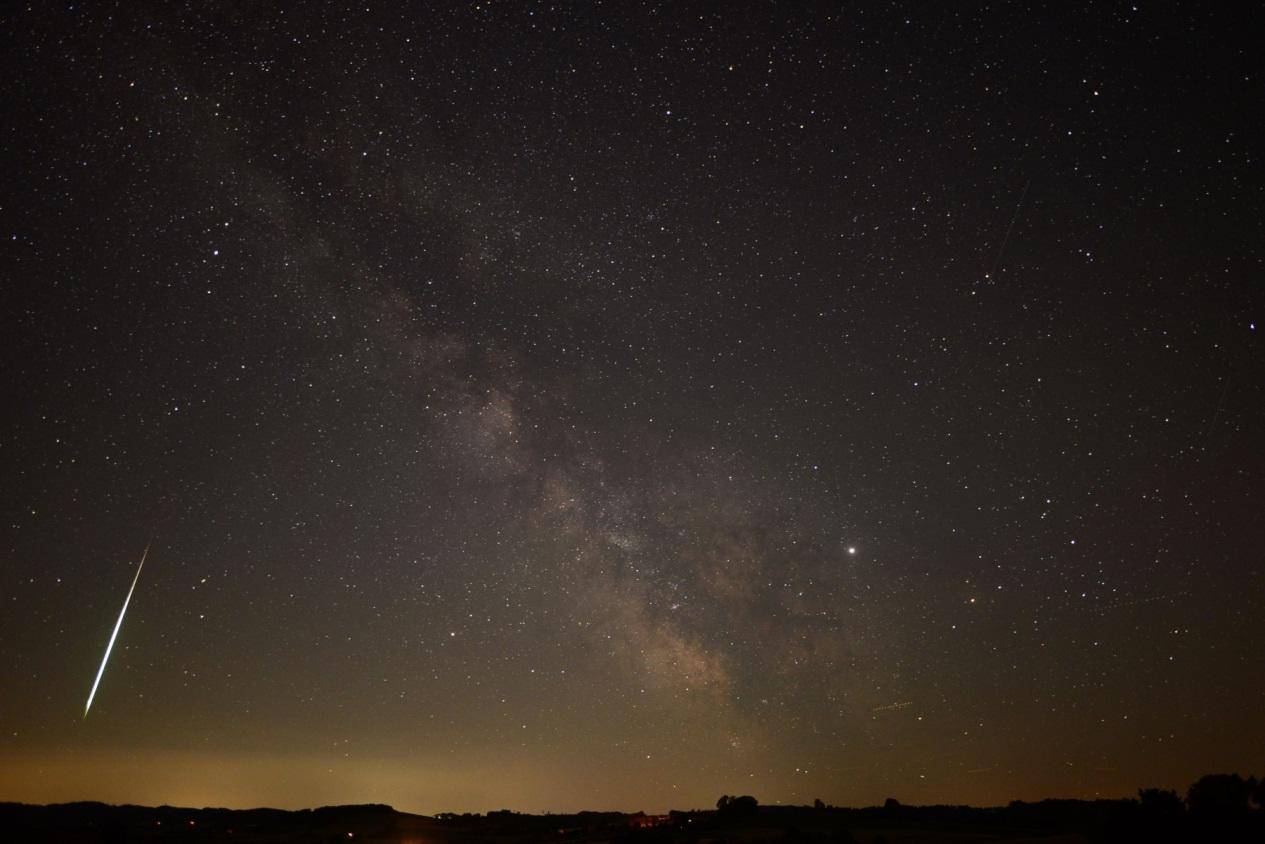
(84, 546), (148, 717)
(871, 700), (913, 713)
(986, 178), (1032, 280)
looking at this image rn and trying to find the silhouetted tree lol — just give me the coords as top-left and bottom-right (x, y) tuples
(1138, 787), (1184, 816)
(813, 798), (825, 810)
(716, 795), (758, 817)
(883, 797), (901, 811)
(1187, 773), (1253, 816)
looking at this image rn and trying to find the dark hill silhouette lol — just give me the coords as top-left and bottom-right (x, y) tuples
(2, 773), (1262, 843)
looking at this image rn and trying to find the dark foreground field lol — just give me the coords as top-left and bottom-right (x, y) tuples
(3, 792), (1264, 844)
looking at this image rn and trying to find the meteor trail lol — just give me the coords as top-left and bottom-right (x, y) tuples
(84, 546), (148, 718)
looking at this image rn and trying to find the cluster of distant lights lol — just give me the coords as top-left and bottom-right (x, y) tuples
(161, 820), (355, 838)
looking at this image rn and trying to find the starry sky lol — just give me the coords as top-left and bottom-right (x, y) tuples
(1, 1), (1262, 816)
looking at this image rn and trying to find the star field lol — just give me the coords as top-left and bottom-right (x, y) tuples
(1, 1), (1261, 814)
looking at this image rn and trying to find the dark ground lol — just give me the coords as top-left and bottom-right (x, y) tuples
(3, 795), (1262, 844)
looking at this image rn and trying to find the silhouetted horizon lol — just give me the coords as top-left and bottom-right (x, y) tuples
(4, 772), (1264, 843)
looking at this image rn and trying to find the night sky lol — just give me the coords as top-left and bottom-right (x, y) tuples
(2, 1), (1262, 815)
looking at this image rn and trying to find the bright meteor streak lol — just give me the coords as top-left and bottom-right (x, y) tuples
(84, 546), (148, 718)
